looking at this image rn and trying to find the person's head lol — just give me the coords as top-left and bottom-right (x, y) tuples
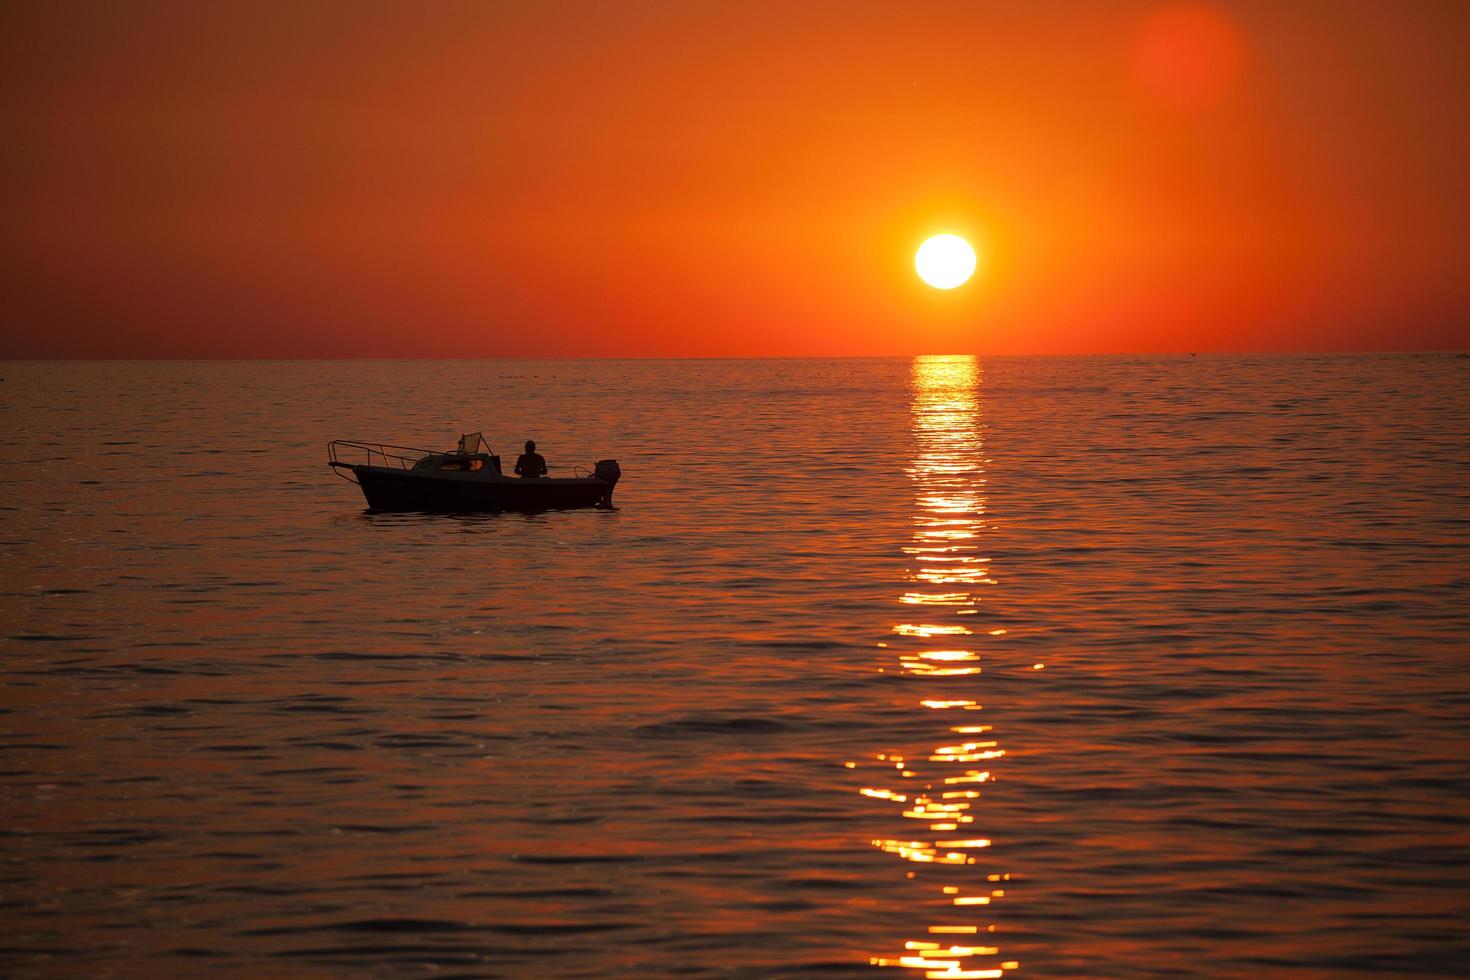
(525, 440), (536, 453)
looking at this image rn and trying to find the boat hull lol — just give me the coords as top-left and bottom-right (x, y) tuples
(352, 466), (612, 513)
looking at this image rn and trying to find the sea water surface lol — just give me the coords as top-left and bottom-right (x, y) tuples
(1, 355), (1468, 977)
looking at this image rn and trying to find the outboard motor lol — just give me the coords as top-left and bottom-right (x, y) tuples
(593, 459), (621, 507)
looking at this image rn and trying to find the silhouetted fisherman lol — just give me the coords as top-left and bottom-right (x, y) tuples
(515, 440), (548, 479)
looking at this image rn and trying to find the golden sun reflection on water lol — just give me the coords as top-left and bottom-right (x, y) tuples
(862, 356), (1017, 978)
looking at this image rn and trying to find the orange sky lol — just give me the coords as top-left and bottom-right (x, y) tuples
(2, 1), (1467, 357)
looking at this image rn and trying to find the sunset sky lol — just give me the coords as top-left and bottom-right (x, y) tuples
(2, 1), (1466, 357)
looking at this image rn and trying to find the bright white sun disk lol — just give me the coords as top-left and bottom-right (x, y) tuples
(916, 234), (977, 289)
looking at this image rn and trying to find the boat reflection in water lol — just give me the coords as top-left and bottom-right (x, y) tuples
(861, 356), (1019, 979)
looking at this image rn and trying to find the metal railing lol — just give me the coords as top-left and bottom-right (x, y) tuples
(329, 439), (442, 469)
(328, 439), (453, 483)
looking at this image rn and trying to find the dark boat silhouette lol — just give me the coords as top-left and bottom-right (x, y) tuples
(329, 432), (620, 512)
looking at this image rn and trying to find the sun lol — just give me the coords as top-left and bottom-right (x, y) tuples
(915, 234), (977, 290)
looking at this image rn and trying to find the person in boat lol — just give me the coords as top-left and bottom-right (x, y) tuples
(514, 440), (548, 479)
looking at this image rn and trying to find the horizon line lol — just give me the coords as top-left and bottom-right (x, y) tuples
(2, 348), (1466, 363)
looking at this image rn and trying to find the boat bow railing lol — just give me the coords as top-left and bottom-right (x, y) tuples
(328, 440), (440, 482)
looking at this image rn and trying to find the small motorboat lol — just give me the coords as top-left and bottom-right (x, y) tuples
(329, 433), (620, 513)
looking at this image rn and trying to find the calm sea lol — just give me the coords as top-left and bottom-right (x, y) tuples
(2, 355), (1468, 978)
